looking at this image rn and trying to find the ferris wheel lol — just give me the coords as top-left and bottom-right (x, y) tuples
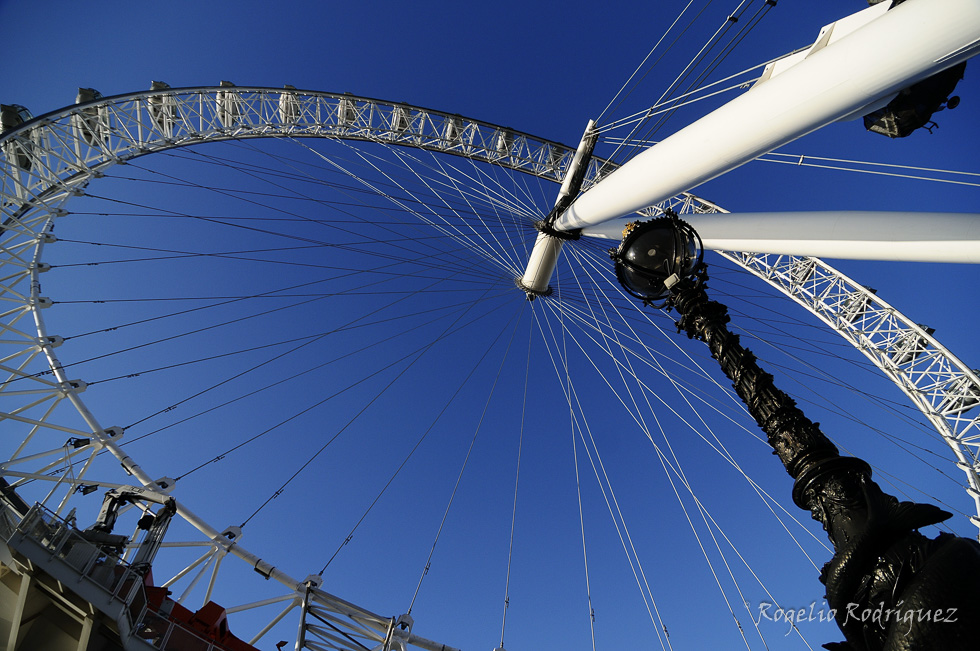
(1, 1), (980, 650)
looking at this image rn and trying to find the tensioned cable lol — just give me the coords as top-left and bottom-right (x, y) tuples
(100, 142), (525, 273)
(237, 285), (507, 529)
(92, 139), (544, 292)
(335, 139), (532, 278)
(78, 190), (510, 284)
(595, 59), (771, 134)
(646, 0), (775, 135)
(615, 0), (773, 165)
(560, 252), (967, 521)
(125, 291), (514, 444)
(567, 243), (956, 548)
(286, 137), (528, 279)
(213, 136), (530, 268)
(87, 291), (506, 388)
(599, 138), (980, 188)
(555, 247), (832, 559)
(556, 277), (600, 651)
(170, 285), (511, 481)
(54, 245), (498, 344)
(499, 323), (531, 650)
(595, 0), (700, 124)
(319, 309), (527, 575)
(531, 300), (759, 647)
(405, 305), (523, 615)
(602, 0), (755, 165)
(174, 135), (536, 226)
(574, 254), (813, 563)
(556, 279), (674, 647)
(758, 153), (980, 188)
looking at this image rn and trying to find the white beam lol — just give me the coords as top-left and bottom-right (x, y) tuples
(556, 0), (980, 232)
(582, 211), (980, 263)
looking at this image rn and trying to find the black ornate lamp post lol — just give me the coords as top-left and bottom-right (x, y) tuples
(610, 215), (980, 650)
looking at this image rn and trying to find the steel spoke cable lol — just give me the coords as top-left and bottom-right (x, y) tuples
(290, 135), (537, 247)
(536, 282), (815, 648)
(761, 150), (980, 180)
(38, 287), (514, 493)
(421, 147), (534, 274)
(320, 309), (528, 576)
(704, 270), (957, 432)
(345, 140), (527, 278)
(417, 146), (543, 257)
(553, 267), (599, 651)
(88, 290), (508, 388)
(603, 0), (748, 165)
(179, 283), (507, 488)
(230, 136), (525, 268)
(556, 275), (673, 647)
(554, 249), (831, 558)
(572, 246), (816, 589)
(595, 0), (701, 123)
(758, 155), (980, 188)
(741, 330), (950, 433)
(354, 141), (524, 275)
(558, 247), (762, 440)
(80, 168), (509, 275)
(595, 69), (766, 135)
(229, 135), (544, 280)
(239, 296), (518, 532)
(289, 137), (519, 278)
(571, 244), (933, 477)
(126, 288), (512, 441)
(405, 304), (524, 615)
(545, 294), (758, 441)
(470, 157), (541, 275)
(599, 138), (980, 187)
(570, 418), (598, 651)
(564, 247), (924, 559)
(58, 264), (417, 342)
(568, 247), (964, 514)
(544, 284), (801, 540)
(50, 235), (461, 268)
(625, 0), (768, 160)
(499, 323), (532, 651)
(63, 192), (518, 301)
(366, 140), (541, 225)
(352, 140), (540, 250)
(575, 243), (928, 431)
(657, 0), (776, 128)
(173, 135), (524, 222)
(76, 189), (512, 282)
(532, 298), (697, 649)
(45, 237), (509, 384)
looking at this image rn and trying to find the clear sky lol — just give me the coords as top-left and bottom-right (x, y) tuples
(2, 1), (978, 650)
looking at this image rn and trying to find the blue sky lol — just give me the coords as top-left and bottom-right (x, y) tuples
(2, 1), (979, 650)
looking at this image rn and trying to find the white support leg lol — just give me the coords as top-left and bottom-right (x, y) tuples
(556, 0), (980, 232)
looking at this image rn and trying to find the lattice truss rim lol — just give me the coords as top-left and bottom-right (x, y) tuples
(1, 86), (978, 651)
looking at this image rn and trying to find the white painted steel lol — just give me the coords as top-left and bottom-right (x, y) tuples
(556, 0), (980, 232)
(518, 120), (597, 296)
(2, 79), (980, 651)
(581, 211), (980, 262)
(518, 232), (563, 296)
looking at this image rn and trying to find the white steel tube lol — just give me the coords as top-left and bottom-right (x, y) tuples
(518, 232), (563, 296)
(581, 211), (980, 262)
(557, 0), (980, 231)
(518, 120), (597, 297)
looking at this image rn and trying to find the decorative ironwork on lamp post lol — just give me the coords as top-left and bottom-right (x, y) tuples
(610, 214), (980, 650)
